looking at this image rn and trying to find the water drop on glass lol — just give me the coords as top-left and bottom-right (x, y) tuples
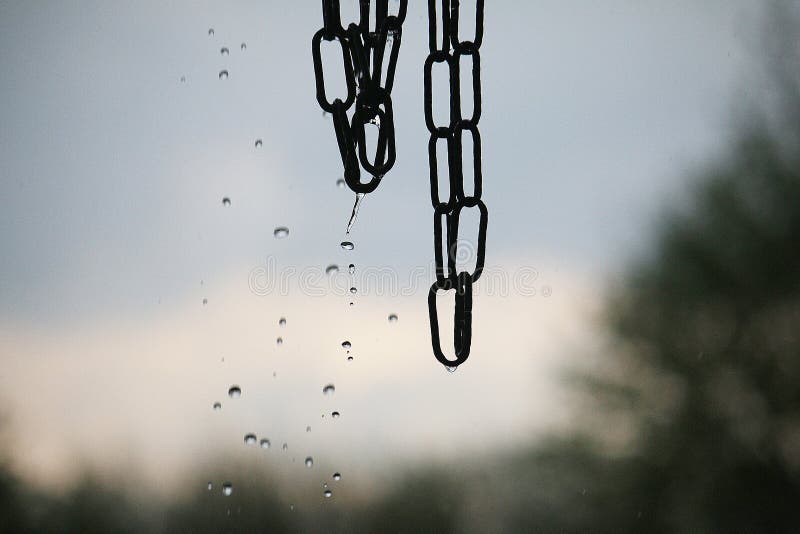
(325, 264), (339, 275)
(331, 411), (340, 419)
(222, 197), (231, 206)
(220, 47), (229, 56)
(322, 384), (335, 396)
(213, 402), (222, 411)
(333, 472), (341, 481)
(341, 341), (351, 350)
(273, 227), (289, 239)
(228, 385), (241, 398)
(218, 70), (229, 80)
(446, 366), (457, 373)
(340, 241), (354, 251)
(305, 457), (314, 468)
(278, 317), (286, 326)
(388, 314), (398, 323)
(336, 178), (345, 188)
(255, 139), (263, 148)
(244, 433), (257, 445)
(222, 482), (233, 496)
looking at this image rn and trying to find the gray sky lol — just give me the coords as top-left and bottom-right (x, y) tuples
(0, 0), (769, 497)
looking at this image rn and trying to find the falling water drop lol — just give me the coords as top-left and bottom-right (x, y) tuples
(276, 337), (283, 346)
(336, 178), (345, 188)
(222, 197), (231, 206)
(388, 314), (398, 323)
(349, 287), (357, 294)
(305, 457), (314, 468)
(207, 482), (213, 490)
(255, 139), (263, 148)
(306, 425), (311, 433)
(220, 47), (229, 56)
(347, 356), (353, 361)
(240, 42), (247, 50)
(282, 443), (288, 451)
(324, 489), (332, 498)
(244, 433), (257, 445)
(222, 482), (233, 496)
(278, 317), (286, 326)
(202, 298), (208, 305)
(346, 193), (365, 234)
(446, 366), (457, 373)
(331, 411), (340, 419)
(208, 28), (215, 36)
(273, 227), (289, 239)
(333, 472), (341, 481)
(322, 384), (335, 396)
(218, 70), (229, 80)
(260, 438), (271, 449)
(289, 504), (294, 511)
(341, 341), (351, 350)
(212, 402), (222, 411)
(348, 264), (355, 275)
(340, 241), (354, 251)
(325, 264), (339, 275)
(180, 75), (186, 82)
(228, 385), (241, 398)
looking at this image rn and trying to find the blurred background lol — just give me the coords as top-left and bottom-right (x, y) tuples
(1, 0), (799, 532)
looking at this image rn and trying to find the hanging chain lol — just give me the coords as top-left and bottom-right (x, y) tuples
(312, 0), (408, 194)
(425, 0), (487, 369)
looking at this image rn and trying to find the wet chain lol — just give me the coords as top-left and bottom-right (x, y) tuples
(312, 0), (408, 194)
(425, 0), (487, 369)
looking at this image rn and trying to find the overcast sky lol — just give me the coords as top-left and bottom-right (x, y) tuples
(0, 0), (770, 499)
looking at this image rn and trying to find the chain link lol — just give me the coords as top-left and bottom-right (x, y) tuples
(426, 0), (487, 369)
(313, 0), (407, 194)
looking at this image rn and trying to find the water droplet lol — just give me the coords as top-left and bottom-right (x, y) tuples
(388, 314), (398, 323)
(222, 482), (233, 496)
(322, 384), (335, 396)
(324, 489), (332, 498)
(282, 443), (288, 451)
(228, 385), (241, 398)
(218, 70), (229, 80)
(255, 139), (263, 148)
(341, 341), (351, 350)
(260, 438), (271, 449)
(202, 298), (208, 305)
(289, 504), (294, 511)
(208, 28), (215, 36)
(180, 76), (186, 82)
(306, 425), (311, 433)
(346, 193), (365, 234)
(244, 433), (257, 445)
(278, 317), (286, 326)
(347, 355), (353, 361)
(331, 411), (340, 418)
(325, 264), (339, 275)
(445, 366), (457, 373)
(273, 227), (289, 239)
(207, 481), (213, 490)
(220, 46), (229, 56)
(240, 42), (247, 50)
(348, 264), (355, 275)
(213, 402), (222, 411)
(222, 197), (231, 206)
(349, 302), (354, 307)
(349, 287), (357, 294)
(336, 178), (345, 188)
(305, 457), (314, 468)
(340, 241), (354, 251)
(333, 472), (341, 481)
(276, 337), (283, 346)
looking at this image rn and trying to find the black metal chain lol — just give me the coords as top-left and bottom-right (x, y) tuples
(426, 0), (487, 369)
(312, 0), (408, 194)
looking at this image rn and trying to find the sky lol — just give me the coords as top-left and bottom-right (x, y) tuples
(0, 0), (769, 499)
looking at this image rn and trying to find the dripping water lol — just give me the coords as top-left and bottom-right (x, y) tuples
(345, 193), (365, 234)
